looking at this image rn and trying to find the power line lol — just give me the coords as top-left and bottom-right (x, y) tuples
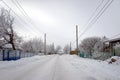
(78, 0), (113, 40)
(1, 0), (36, 34)
(110, 33), (120, 39)
(71, 0), (114, 49)
(13, 0), (44, 36)
(78, 0), (110, 38)
(11, 0), (27, 18)
(72, 0), (106, 45)
(0, 0), (31, 33)
(79, 0), (105, 33)
(13, 0), (30, 18)
(1, 0), (41, 36)
(11, 0), (43, 36)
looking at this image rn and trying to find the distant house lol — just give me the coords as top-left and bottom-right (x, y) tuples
(104, 37), (120, 56)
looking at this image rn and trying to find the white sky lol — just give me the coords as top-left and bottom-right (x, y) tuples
(0, 0), (120, 48)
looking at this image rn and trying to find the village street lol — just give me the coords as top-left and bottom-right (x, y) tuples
(0, 55), (120, 80)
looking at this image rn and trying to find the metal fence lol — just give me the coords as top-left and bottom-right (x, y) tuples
(78, 51), (113, 60)
(0, 49), (36, 61)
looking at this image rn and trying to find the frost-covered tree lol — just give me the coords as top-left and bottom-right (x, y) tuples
(46, 43), (55, 54)
(21, 38), (43, 53)
(55, 45), (61, 54)
(63, 44), (70, 54)
(80, 37), (101, 53)
(94, 36), (108, 52)
(0, 8), (22, 50)
(94, 40), (104, 52)
(94, 37), (107, 52)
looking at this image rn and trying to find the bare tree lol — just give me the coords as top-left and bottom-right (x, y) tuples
(63, 44), (70, 54)
(0, 8), (21, 50)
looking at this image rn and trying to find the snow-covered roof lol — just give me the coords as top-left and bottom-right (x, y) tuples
(106, 37), (120, 43)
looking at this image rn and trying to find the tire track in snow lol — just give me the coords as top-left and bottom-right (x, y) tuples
(0, 56), (55, 80)
(14, 55), (58, 80)
(13, 55), (54, 80)
(51, 55), (59, 80)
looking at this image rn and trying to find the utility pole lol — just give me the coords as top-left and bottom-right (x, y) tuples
(52, 43), (55, 54)
(44, 33), (46, 55)
(70, 42), (71, 54)
(76, 25), (79, 55)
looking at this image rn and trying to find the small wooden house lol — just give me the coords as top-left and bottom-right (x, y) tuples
(104, 37), (120, 56)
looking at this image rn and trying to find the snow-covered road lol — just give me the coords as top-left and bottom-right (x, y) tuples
(0, 55), (120, 80)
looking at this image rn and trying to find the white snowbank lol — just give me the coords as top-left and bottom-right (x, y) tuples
(106, 56), (120, 65)
(63, 55), (120, 80)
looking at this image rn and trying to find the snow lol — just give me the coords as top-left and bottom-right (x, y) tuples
(106, 56), (120, 65)
(0, 55), (120, 80)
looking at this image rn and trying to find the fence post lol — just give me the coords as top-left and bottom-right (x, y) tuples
(14, 50), (17, 60)
(19, 51), (21, 59)
(7, 50), (10, 61)
(2, 50), (5, 61)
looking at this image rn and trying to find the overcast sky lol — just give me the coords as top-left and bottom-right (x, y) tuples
(0, 0), (120, 48)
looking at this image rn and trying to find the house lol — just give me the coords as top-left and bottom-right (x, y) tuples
(104, 37), (120, 56)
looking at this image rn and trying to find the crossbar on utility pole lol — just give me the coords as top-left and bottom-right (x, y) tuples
(44, 33), (46, 55)
(76, 25), (78, 55)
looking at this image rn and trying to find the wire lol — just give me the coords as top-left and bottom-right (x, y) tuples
(13, 0), (44, 36)
(11, 0), (43, 36)
(13, 0), (30, 18)
(72, 0), (106, 45)
(79, 0), (105, 33)
(0, 1), (29, 33)
(110, 33), (120, 39)
(11, 0), (27, 18)
(79, 0), (113, 42)
(2, 0), (41, 36)
(72, 0), (114, 49)
(79, 0), (113, 39)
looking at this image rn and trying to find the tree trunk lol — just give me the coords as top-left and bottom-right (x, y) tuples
(10, 34), (16, 50)
(11, 42), (16, 50)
